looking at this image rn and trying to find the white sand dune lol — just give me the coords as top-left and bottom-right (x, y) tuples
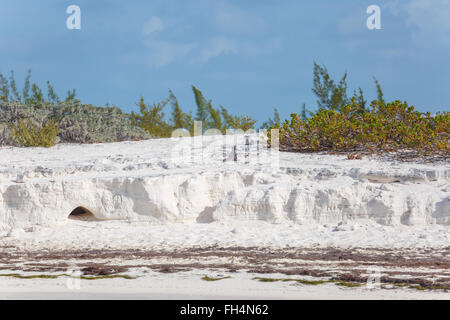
(0, 134), (449, 250)
(0, 134), (449, 299)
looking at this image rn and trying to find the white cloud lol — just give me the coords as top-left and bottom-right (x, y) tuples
(214, 2), (265, 34)
(139, 4), (280, 68)
(379, 48), (404, 59)
(387, 0), (450, 45)
(337, 12), (366, 35)
(196, 37), (282, 63)
(383, 0), (401, 16)
(198, 37), (238, 62)
(141, 16), (195, 67)
(142, 16), (164, 36)
(144, 40), (195, 67)
(406, 0), (450, 32)
(241, 38), (283, 57)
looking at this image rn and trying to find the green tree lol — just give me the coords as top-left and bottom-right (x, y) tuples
(226, 115), (256, 131)
(301, 103), (314, 120)
(260, 108), (281, 129)
(0, 73), (9, 102)
(352, 88), (366, 113)
(312, 62), (349, 111)
(373, 77), (385, 104)
(9, 70), (21, 102)
(0, 70), (74, 105)
(30, 83), (44, 104)
(47, 81), (60, 104)
(208, 102), (224, 131)
(65, 88), (76, 102)
(220, 106), (256, 131)
(129, 96), (172, 137)
(192, 85), (211, 130)
(168, 90), (193, 133)
(192, 85), (256, 132)
(22, 69), (32, 104)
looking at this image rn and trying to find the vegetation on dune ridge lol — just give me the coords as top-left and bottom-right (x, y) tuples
(267, 63), (449, 161)
(0, 69), (150, 146)
(0, 65), (448, 162)
(129, 85), (257, 137)
(0, 70), (256, 146)
(0, 100), (151, 146)
(269, 99), (449, 161)
(11, 118), (59, 148)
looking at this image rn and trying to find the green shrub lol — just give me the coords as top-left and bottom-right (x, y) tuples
(0, 69), (76, 105)
(192, 85), (256, 133)
(53, 100), (150, 143)
(129, 96), (173, 138)
(0, 100), (151, 145)
(270, 99), (449, 161)
(260, 108), (281, 130)
(130, 87), (257, 137)
(11, 119), (59, 148)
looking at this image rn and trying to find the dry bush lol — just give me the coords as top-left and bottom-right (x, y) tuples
(11, 119), (59, 148)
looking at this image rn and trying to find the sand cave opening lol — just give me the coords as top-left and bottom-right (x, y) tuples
(68, 206), (97, 221)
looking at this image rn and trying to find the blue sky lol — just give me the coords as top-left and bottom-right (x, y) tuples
(1, 0), (449, 124)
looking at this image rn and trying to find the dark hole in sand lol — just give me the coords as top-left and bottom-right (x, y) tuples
(68, 207), (97, 221)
